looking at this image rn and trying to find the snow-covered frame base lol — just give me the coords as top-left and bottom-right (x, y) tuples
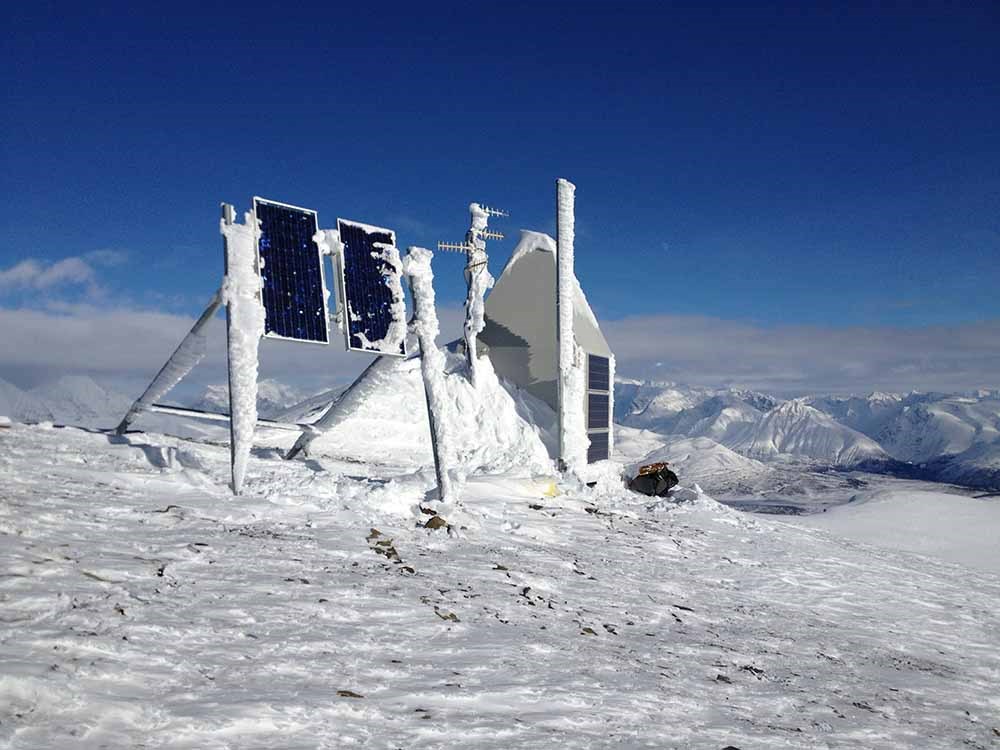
(284, 250), (453, 500)
(117, 203), (265, 496)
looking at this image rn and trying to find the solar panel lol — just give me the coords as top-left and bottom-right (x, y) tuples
(337, 219), (407, 357)
(586, 354), (611, 462)
(253, 197), (330, 344)
(588, 392), (610, 430)
(587, 432), (609, 464)
(588, 355), (610, 392)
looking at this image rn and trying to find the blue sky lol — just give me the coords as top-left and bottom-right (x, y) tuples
(2, 2), (998, 392)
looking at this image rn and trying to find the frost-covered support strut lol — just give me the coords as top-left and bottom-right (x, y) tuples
(556, 178), (586, 473)
(404, 247), (454, 502)
(221, 203), (265, 495)
(115, 290), (223, 435)
(462, 203), (495, 387)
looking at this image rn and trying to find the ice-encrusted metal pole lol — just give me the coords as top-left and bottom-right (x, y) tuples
(438, 203), (506, 387)
(556, 178), (582, 473)
(115, 290), (223, 435)
(462, 203), (493, 387)
(404, 247), (454, 502)
(221, 203), (265, 496)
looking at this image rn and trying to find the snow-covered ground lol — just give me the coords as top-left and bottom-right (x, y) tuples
(2, 421), (1000, 749)
(787, 487), (1000, 574)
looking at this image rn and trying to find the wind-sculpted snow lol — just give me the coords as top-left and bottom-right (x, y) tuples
(1, 423), (999, 748)
(302, 350), (553, 478)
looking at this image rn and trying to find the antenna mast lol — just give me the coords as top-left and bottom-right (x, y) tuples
(437, 203), (508, 386)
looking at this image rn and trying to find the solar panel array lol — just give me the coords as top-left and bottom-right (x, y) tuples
(253, 198), (329, 344)
(337, 219), (407, 357)
(586, 354), (611, 463)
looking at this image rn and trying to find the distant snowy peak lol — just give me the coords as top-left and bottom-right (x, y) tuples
(616, 380), (780, 433)
(192, 379), (309, 420)
(874, 397), (1000, 464)
(0, 378), (54, 423)
(725, 399), (887, 466)
(806, 391), (904, 436)
(729, 389), (782, 414)
(631, 435), (767, 479)
(621, 383), (709, 425)
(656, 395), (762, 443)
(27, 375), (131, 427)
(192, 384), (229, 413)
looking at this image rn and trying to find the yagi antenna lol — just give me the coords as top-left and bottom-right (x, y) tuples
(437, 204), (509, 254)
(438, 201), (510, 386)
(437, 241), (474, 253)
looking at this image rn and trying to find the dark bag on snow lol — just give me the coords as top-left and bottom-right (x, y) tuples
(627, 462), (679, 497)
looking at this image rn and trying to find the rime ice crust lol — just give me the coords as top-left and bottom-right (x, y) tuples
(556, 178), (588, 472)
(220, 212), (265, 493)
(353, 242), (407, 355)
(404, 247), (455, 500)
(463, 202), (495, 387)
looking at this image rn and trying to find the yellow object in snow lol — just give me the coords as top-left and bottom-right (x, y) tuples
(532, 475), (561, 497)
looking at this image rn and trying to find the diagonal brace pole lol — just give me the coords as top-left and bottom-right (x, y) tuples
(116, 290), (223, 435)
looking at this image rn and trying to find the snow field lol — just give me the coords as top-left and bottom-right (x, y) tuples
(2, 423), (999, 749)
(788, 488), (1000, 574)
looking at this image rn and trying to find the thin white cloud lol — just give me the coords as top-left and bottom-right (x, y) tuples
(35, 257), (98, 290)
(0, 260), (46, 289)
(0, 300), (995, 398)
(603, 314), (1000, 395)
(0, 251), (129, 302)
(84, 249), (129, 266)
(0, 303), (466, 398)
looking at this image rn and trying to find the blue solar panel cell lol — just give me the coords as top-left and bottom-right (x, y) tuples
(587, 392), (610, 430)
(586, 354), (611, 463)
(587, 432), (609, 464)
(587, 355), (610, 392)
(253, 198), (329, 344)
(337, 219), (407, 357)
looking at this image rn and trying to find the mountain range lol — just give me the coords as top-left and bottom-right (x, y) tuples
(2, 374), (998, 490)
(618, 380), (1000, 490)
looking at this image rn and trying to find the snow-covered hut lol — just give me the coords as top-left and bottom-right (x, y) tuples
(479, 230), (614, 464)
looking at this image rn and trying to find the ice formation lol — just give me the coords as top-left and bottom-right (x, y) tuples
(117, 293), (221, 432)
(220, 211), (265, 494)
(403, 247), (454, 501)
(556, 178), (588, 471)
(463, 203), (495, 387)
(352, 242), (407, 355)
